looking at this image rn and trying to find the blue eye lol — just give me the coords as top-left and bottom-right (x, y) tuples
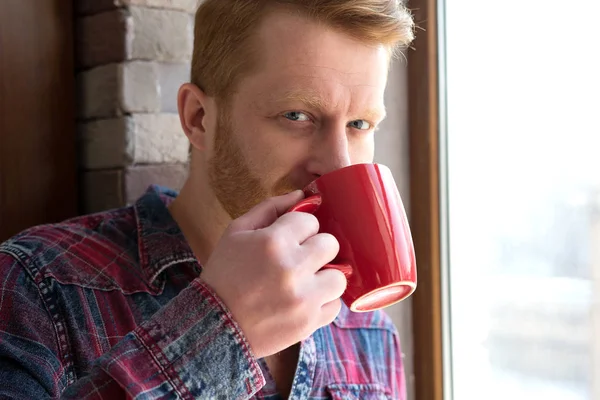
(349, 120), (372, 130)
(283, 111), (310, 122)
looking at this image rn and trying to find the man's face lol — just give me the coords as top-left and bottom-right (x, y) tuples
(208, 10), (390, 219)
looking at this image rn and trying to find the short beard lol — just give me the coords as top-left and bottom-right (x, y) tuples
(208, 109), (297, 219)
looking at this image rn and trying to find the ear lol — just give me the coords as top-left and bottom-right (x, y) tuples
(177, 83), (213, 151)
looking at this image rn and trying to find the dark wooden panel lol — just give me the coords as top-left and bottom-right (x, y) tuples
(408, 0), (444, 399)
(0, 0), (78, 242)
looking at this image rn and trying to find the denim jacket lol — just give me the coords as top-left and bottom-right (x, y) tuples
(0, 186), (406, 399)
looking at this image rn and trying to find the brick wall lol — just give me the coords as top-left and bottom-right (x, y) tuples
(75, 0), (198, 213)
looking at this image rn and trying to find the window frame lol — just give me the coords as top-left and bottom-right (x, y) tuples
(407, 0), (446, 399)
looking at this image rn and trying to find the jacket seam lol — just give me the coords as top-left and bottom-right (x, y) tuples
(0, 247), (77, 388)
(133, 328), (191, 399)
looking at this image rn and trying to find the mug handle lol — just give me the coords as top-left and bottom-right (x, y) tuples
(288, 195), (353, 279)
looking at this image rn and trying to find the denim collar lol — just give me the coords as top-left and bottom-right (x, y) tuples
(134, 185), (198, 285)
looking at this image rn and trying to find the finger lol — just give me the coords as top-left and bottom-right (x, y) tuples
(312, 267), (347, 305)
(268, 212), (320, 244)
(317, 298), (343, 328)
(231, 190), (304, 231)
(300, 233), (340, 273)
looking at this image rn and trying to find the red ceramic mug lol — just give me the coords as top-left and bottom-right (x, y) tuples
(288, 163), (417, 313)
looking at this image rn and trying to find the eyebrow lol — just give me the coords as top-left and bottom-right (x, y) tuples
(363, 107), (387, 122)
(270, 89), (387, 122)
(274, 89), (327, 109)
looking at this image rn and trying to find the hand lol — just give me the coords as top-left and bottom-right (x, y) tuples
(200, 190), (347, 358)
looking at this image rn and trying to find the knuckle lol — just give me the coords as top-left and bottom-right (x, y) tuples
(262, 232), (286, 258)
(292, 297), (308, 317)
(319, 233), (340, 252)
(327, 272), (346, 296)
(279, 271), (297, 293)
(302, 213), (320, 231)
(266, 196), (280, 206)
(281, 283), (308, 312)
(285, 212), (319, 233)
(277, 213), (296, 229)
(321, 271), (345, 298)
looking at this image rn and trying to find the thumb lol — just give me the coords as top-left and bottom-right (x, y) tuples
(231, 190), (305, 231)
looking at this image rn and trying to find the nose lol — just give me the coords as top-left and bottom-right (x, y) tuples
(306, 126), (352, 177)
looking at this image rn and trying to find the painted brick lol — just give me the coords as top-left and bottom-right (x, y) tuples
(130, 7), (193, 62)
(77, 61), (161, 119)
(129, 113), (189, 165)
(77, 7), (192, 68)
(80, 117), (132, 169)
(76, 10), (130, 68)
(158, 62), (191, 113)
(80, 114), (188, 169)
(77, 0), (199, 15)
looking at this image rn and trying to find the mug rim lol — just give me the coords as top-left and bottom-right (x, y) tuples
(349, 281), (417, 313)
(304, 162), (390, 191)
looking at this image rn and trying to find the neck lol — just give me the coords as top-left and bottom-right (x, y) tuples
(168, 175), (231, 265)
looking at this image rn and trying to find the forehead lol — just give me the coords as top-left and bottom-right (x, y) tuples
(236, 9), (390, 114)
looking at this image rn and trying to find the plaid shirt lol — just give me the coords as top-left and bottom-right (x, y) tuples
(0, 186), (406, 399)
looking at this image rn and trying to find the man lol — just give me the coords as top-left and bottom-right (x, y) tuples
(0, 0), (414, 398)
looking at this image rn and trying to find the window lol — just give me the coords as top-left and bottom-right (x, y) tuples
(409, 1), (600, 399)
(444, 1), (600, 398)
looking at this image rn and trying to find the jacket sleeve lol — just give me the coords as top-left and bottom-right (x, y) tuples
(0, 251), (265, 400)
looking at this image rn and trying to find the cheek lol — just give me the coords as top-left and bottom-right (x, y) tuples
(240, 122), (311, 176)
(350, 134), (375, 163)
